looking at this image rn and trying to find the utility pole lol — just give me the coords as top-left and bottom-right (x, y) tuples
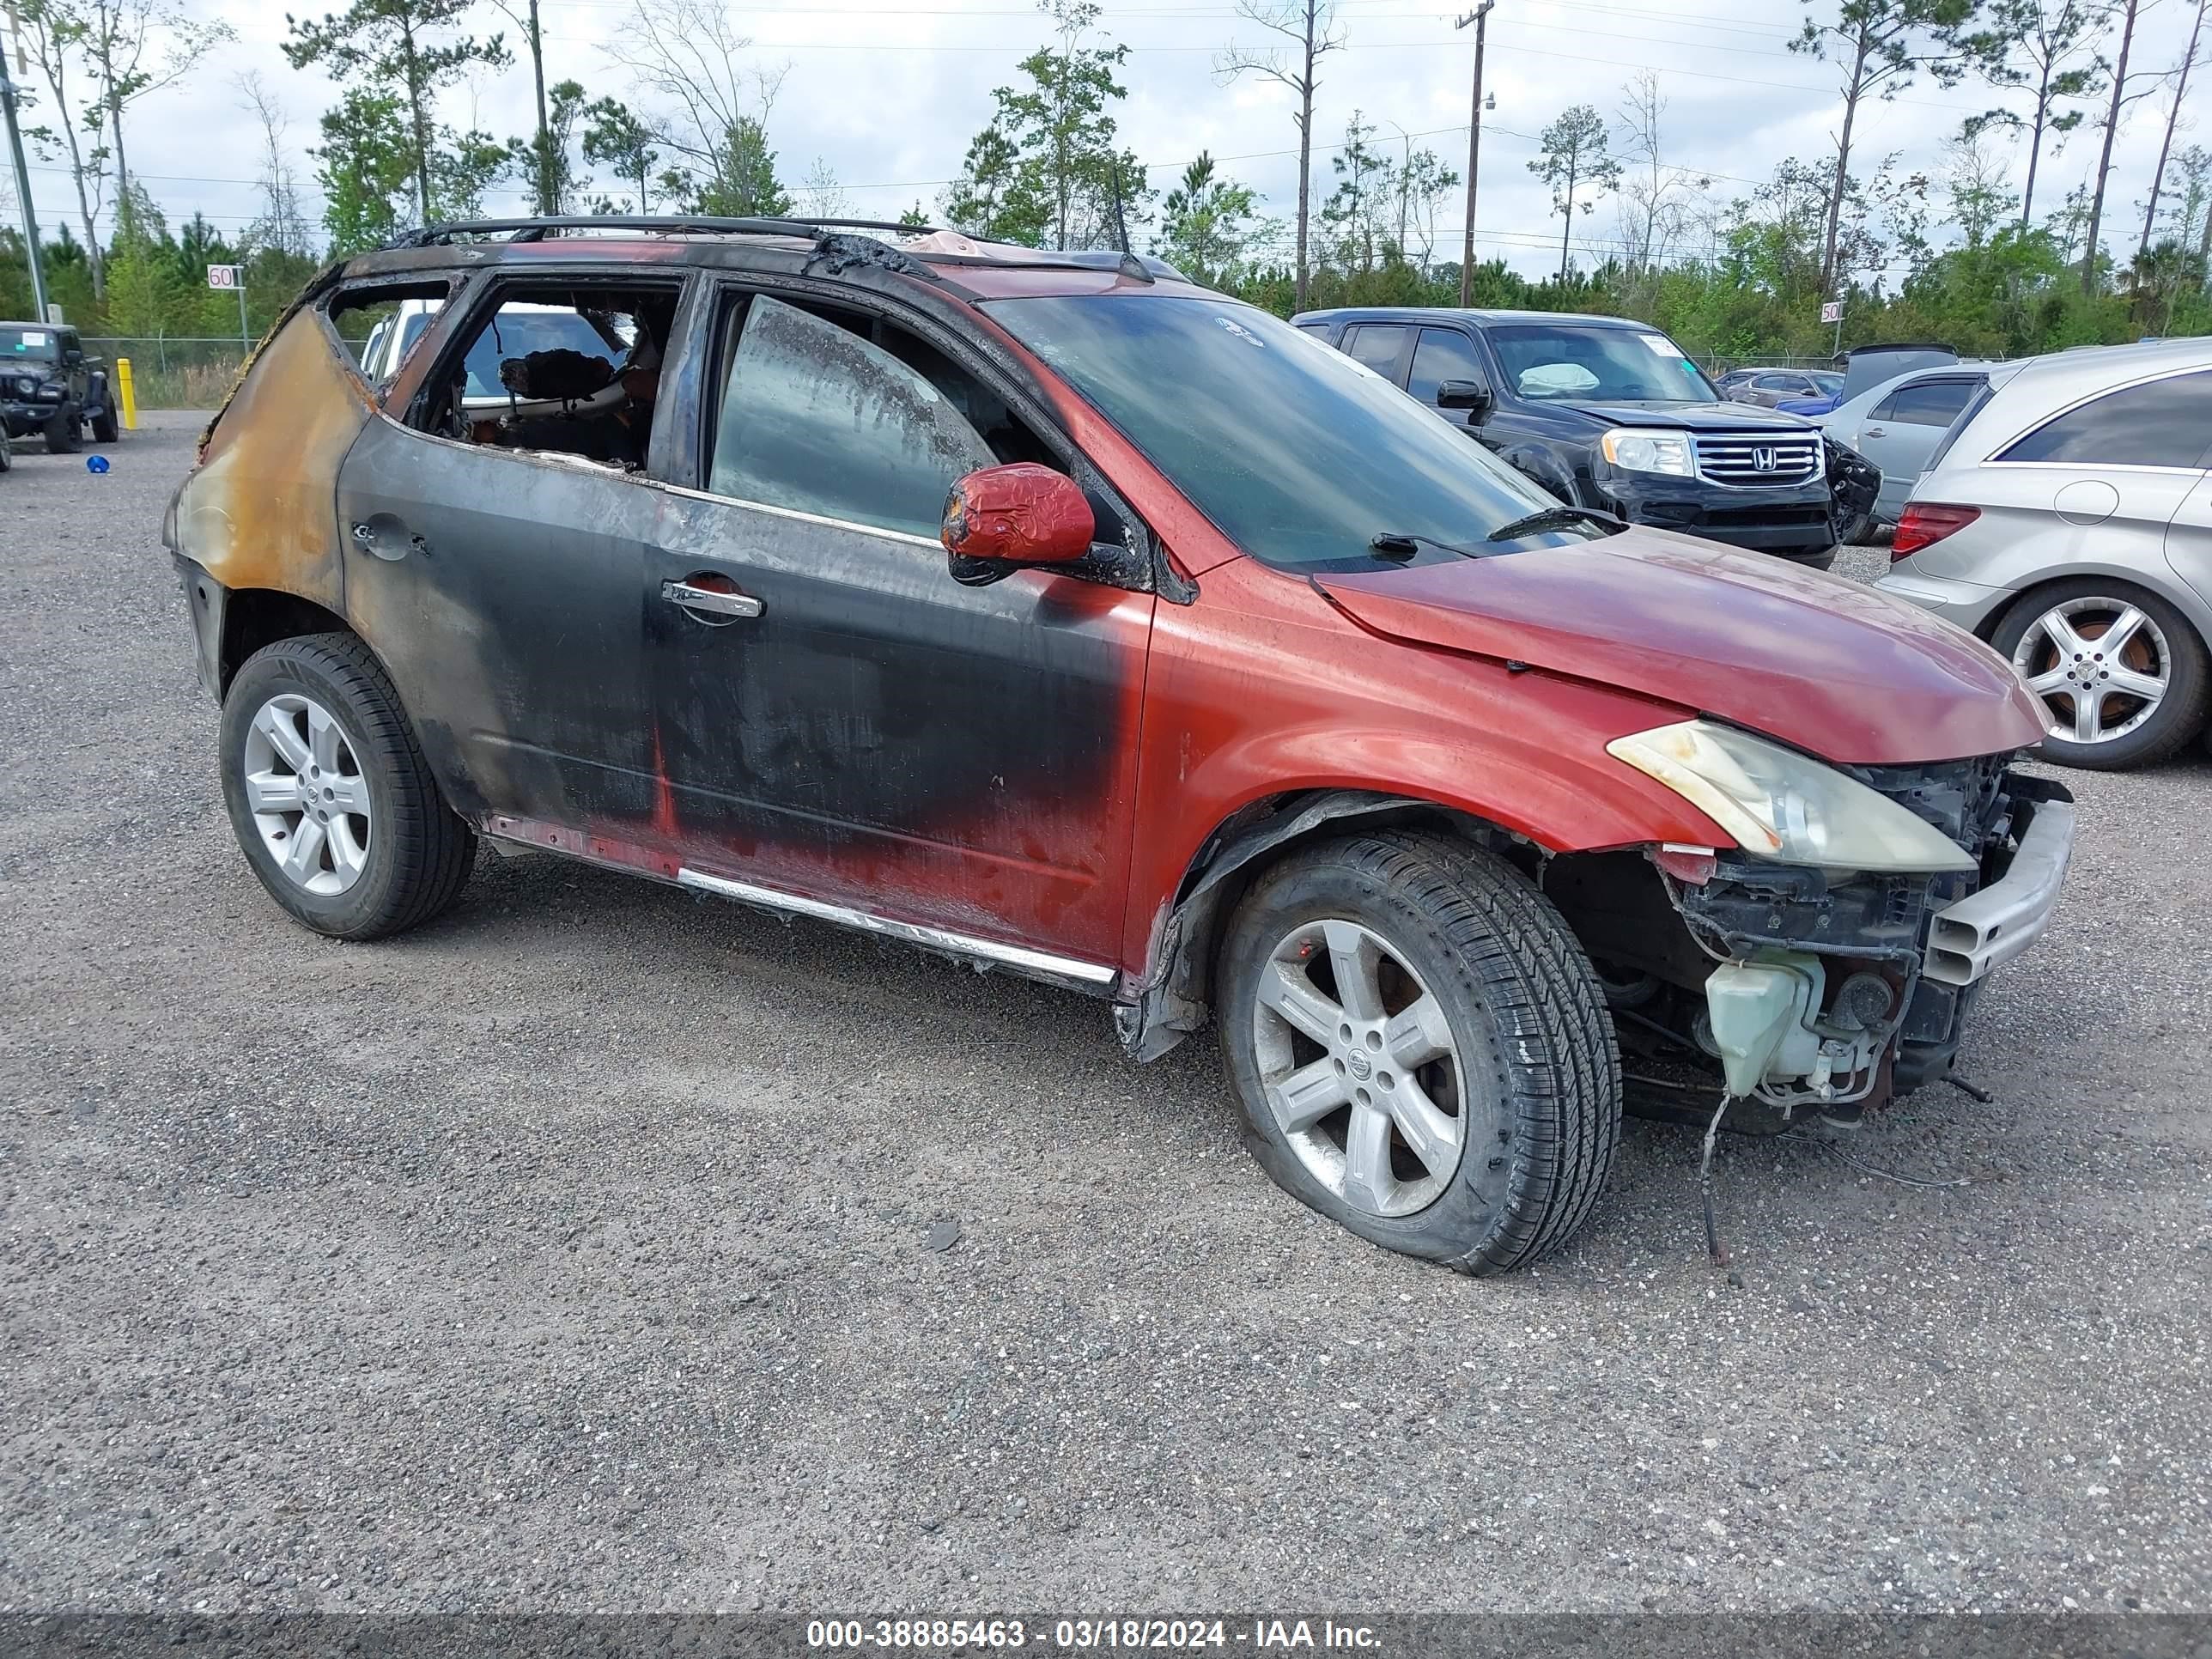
(2, 0), (48, 320)
(1455, 0), (1495, 307)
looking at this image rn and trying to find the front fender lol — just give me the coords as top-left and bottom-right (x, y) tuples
(1825, 434), (1881, 525)
(1483, 434), (1579, 503)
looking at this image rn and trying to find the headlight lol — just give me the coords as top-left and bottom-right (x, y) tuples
(1598, 427), (1695, 477)
(1607, 720), (1976, 874)
(35, 384), (64, 401)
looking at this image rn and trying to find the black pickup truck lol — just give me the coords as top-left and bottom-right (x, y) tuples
(2, 321), (121, 456)
(1293, 307), (1879, 568)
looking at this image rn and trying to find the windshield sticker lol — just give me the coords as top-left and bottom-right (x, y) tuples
(15, 331), (48, 349)
(1638, 333), (1680, 357)
(1214, 315), (1267, 349)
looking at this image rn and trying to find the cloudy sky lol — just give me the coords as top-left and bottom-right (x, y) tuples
(10, 0), (2208, 280)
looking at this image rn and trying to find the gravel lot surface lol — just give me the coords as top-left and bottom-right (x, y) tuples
(3, 412), (2209, 1616)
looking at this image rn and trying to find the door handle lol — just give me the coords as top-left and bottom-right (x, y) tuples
(661, 577), (764, 620)
(1863, 426), (1887, 438)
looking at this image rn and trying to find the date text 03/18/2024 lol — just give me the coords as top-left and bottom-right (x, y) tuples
(805, 1620), (1383, 1650)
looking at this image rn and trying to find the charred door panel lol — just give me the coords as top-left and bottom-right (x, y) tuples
(641, 489), (1152, 967)
(335, 416), (656, 825)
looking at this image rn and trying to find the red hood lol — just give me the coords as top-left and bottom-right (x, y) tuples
(1313, 530), (2047, 764)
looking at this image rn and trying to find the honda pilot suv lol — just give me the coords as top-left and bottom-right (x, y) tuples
(163, 217), (2070, 1275)
(1294, 308), (1878, 568)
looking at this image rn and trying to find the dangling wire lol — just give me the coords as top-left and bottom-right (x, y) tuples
(1780, 1131), (1977, 1191)
(1700, 1091), (1732, 1267)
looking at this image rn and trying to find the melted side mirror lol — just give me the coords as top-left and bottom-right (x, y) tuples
(1435, 378), (1492, 416)
(941, 463), (1094, 573)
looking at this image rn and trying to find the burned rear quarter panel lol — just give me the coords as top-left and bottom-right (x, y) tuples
(176, 302), (374, 611)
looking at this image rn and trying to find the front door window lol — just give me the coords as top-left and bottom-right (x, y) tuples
(709, 296), (998, 538)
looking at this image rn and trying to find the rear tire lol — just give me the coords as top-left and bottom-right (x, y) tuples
(90, 404), (119, 443)
(1216, 830), (1620, 1275)
(1991, 580), (2209, 770)
(43, 409), (80, 454)
(219, 632), (476, 939)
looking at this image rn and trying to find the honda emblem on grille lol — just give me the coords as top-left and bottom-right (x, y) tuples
(1752, 446), (1779, 471)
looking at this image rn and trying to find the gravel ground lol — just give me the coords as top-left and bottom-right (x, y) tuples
(3, 412), (2209, 1617)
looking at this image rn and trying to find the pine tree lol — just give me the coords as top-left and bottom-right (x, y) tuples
(283, 0), (511, 226)
(1528, 104), (1622, 282)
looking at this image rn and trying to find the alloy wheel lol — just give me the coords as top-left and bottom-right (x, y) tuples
(2012, 596), (2172, 746)
(241, 693), (374, 896)
(1249, 918), (1468, 1218)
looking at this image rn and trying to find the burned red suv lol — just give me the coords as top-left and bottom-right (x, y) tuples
(164, 216), (2075, 1274)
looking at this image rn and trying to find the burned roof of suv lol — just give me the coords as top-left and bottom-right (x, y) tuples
(336, 216), (1200, 304)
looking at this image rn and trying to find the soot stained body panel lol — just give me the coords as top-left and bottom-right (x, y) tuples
(336, 417), (659, 824)
(641, 486), (1152, 966)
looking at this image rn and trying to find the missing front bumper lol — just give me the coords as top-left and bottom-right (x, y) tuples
(1670, 769), (2074, 1109)
(1923, 796), (2076, 987)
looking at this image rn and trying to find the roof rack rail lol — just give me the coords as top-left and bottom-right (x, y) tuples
(388, 214), (944, 248)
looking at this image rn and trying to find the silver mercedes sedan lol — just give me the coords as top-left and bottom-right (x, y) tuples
(1874, 337), (2212, 769)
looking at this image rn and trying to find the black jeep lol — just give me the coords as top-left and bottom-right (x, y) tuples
(2, 323), (121, 455)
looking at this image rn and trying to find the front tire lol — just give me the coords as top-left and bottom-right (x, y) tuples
(219, 633), (476, 939)
(1992, 580), (2209, 770)
(43, 408), (80, 454)
(1217, 830), (1620, 1275)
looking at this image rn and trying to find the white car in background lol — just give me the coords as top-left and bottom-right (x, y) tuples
(356, 296), (635, 420)
(1875, 337), (2212, 769)
(1820, 360), (2019, 532)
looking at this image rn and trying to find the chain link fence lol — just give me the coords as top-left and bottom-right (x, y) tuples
(79, 337), (252, 410)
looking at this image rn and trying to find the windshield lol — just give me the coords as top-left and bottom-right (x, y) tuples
(1486, 324), (1713, 404)
(1808, 372), (1844, 397)
(1, 326), (60, 362)
(981, 295), (1565, 571)
(461, 308), (628, 400)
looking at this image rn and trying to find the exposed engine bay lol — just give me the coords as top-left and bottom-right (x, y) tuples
(1545, 755), (2075, 1132)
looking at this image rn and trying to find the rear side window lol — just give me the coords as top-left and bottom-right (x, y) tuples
(326, 281), (450, 392)
(459, 305), (628, 399)
(708, 295), (1000, 539)
(1343, 325), (1408, 381)
(1296, 322), (1331, 337)
(1876, 377), (1981, 427)
(1923, 381), (1996, 473)
(1407, 328), (1488, 406)
(1999, 370), (2212, 469)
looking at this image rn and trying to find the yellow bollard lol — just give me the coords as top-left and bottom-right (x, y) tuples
(115, 357), (138, 430)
